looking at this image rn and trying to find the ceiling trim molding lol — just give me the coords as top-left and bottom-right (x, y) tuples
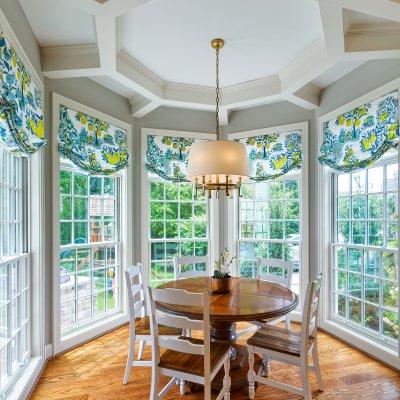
(42, 0), (400, 119)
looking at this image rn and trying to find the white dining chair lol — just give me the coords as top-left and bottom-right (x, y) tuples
(173, 255), (209, 279)
(247, 273), (324, 400)
(238, 258), (294, 338)
(122, 264), (181, 384)
(147, 286), (232, 400)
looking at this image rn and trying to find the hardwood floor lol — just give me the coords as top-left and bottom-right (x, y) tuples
(31, 323), (400, 399)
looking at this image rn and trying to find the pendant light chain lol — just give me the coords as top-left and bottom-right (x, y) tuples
(215, 46), (220, 139)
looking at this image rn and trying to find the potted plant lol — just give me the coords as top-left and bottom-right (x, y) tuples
(212, 247), (236, 294)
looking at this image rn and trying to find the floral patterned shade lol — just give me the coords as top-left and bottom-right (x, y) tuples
(236, 130), (302, 181)
(318, 91), (399, 172)
(0, 29), (46, 155)
(58, 105), (129, 175)
(146, 134), (206, 182)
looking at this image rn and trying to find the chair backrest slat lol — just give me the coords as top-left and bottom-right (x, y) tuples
(301, 273), (322, 354)
(159, 337), (204, 355)
(174, 256), (209, 280)
(155, 314), (203, 331)
(147, 286), (211, 363)
(125, 264), (146, 323)
(256, 258), (293, 289)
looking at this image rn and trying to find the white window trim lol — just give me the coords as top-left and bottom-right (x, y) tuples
(52, 93), (132, 355)
(317, 78), (400, 369)
(228, 121), (309, 321)
(0, 10), (46, 398)
(140, 128), (218, 288)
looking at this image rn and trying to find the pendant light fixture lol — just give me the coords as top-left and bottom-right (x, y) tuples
(187, 38), (249, 198)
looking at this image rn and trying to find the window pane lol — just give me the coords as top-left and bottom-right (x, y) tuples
(74, 173), (88, 195)
(352, 170), (366, 194)
(60, 170), (72, 194)
(352, 196), (366, 219)
(338, 174), (350, 195)
(367, 166), (383, 193)
(337, 197), (349, 219)
(386, 164), (398, 191)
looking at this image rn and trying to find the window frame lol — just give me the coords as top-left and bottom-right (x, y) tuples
(228, 121), (309, 318)
(141, 128), (218, 288)
(0, 11), (46, 398)
(318, 78), (400, 370)
(52, 93), (133, 355)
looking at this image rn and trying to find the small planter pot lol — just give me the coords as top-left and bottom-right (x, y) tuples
(211, 277), (232, 294)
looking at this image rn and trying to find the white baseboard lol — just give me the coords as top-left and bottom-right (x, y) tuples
(44, 343), (53, 359)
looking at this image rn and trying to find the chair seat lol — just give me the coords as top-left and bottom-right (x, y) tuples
(134, 316), (181, 336)
(247, 325), (314, 357)
(159, 337), (231, 376)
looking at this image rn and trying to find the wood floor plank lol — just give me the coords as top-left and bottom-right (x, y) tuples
(30, 323), (400, 399)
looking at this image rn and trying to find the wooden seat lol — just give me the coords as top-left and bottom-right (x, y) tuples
(134, 316), (181, 336)
(159, 337), (231, 376)
(247, 325), (314, 357)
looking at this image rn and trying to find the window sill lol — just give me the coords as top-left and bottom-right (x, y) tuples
(6, 356), (44, 400)
(320, 319), (400, 371)
(56, 311), (129, 354)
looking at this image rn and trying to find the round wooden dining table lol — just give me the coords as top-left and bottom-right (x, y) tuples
(157, 276), (298, 393)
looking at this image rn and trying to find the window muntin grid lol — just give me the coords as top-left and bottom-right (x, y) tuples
(59, 167), (121, 335)
(332, 160), (399, 347)
(149, 180), (209, 287)
(0, 145), (30, 394)
(238, 177), (302, 295)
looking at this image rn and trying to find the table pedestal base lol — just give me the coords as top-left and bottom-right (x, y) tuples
(189, 321), (263, 397)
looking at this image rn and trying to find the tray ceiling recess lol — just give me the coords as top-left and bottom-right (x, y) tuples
(20, 0), (400, 122)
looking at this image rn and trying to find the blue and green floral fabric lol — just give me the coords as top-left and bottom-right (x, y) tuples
(0, 29), (46, 155)
(146, 134), (202, 182)
(236, 130), (302, 181)
(318, 91), (399, 172)
(58, 105), (129, 175)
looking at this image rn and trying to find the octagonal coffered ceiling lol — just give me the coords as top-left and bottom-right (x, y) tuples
(18, 0), (400, 121)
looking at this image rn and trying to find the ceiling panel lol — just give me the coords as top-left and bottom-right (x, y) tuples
(19, 0), (96, 47)
(121, 0), (323, 87)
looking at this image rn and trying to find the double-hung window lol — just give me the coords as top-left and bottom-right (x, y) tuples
(0, 144), (30, 393)
(332, 156), (398, 348)
(231, 122), (308, 305)
(58, 165), (121, 337)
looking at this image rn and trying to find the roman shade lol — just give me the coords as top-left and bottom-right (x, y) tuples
(236, 130), (302, 181)
(318, 91), (399, 172)
(0, 29), (46, 155)
(145, 134), (207, 182)
(58, 104), (129, 175)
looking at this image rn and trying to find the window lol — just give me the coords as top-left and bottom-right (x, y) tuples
(0, 145), (30, 394)
(238, 177), (302, 295)
(59, 166), (121, 336)
(332, 158), (399, 348)
(148, 179), (209, 286)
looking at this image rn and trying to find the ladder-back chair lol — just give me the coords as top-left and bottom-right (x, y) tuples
(147, 286), (232, 400)
(247, 273), (323, 399)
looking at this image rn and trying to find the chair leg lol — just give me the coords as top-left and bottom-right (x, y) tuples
(150, 367), (160, 400)
(179, 379), (185, 395)
(123, 335), (135, 384)
(312, 342), (324, 392)
(247, 347), (255, 400)
(262, 354), (270, 377)
(223, 352), (231, 400)
(138, 340), (145, 360)
(300, 359), (312, 400)
(285, 314), (291, 330)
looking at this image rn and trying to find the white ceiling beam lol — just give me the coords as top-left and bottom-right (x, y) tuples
(218, 107), (229, 127)
(318, 3), (345, 58)
(285, 83), (321, 110)
(41, 45), (103, 78)
(129, 95), (161, 117)
(316, 0), (400, 23)
(280, 39), (333, 95)
(94, 14), (117, 72)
